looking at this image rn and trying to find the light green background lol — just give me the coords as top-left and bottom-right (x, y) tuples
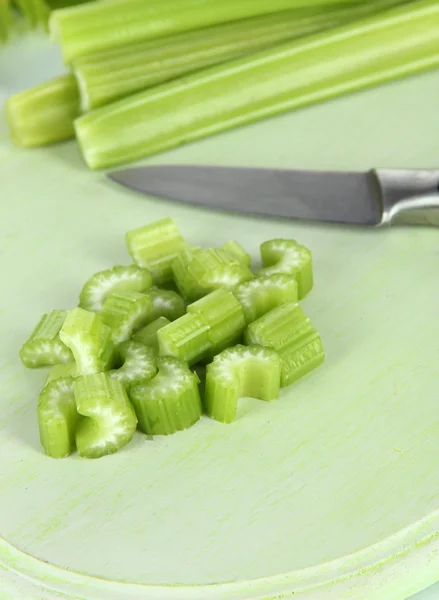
(0, 29), (439, 600)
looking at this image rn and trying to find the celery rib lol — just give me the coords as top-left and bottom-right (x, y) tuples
(99, 291), (154, 344)
(234, 274), (299, 324)
(19, 310), (73, 368)
(75, 0), (439, 169)
(108, 340), (157, 389)
(259, 239), (313, 300)
(133, 317), (171, 351)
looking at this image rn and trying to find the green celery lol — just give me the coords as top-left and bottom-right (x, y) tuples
(19, 310), (73, 368)
(126, 218), (186, 285)
(75, 0), (439, 169)
(133, 317), (170, 351)
(108, 340), (157, 389)
(59, 307), (115, 375)
(37, 376), (80, 458)
(5, 74), (79, 147)
(222, 241), (252, 268)
(146, 286), (186, 323)
(74, 373), (137, 458)
(99, 291), (154, 344)
(45, 362), (78, 384)
(0, 0), (12, 42)
(130, 356), (202, 435)
(79, 264), (153, 312)
(205, 345), (282, 423)
(171, 245), (205, 301)
(245, 302), (325, 387)
(259, 239), (313, 299)
(234, 274), (299, 324)
(15, 0), (50, 27)
(50, 0), (367, 64)
(157, 312), (211, 366)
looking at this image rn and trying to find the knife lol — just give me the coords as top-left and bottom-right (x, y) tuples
(108, 165), (439, 227)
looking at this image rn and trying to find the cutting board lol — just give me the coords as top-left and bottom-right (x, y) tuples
(1, 29), (439, 600)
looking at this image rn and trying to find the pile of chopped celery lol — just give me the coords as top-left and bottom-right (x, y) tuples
(19, 218), (325, 459)
(5, 0), (438, 164)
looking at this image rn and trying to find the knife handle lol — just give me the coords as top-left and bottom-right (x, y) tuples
(373, 169), (439, 227)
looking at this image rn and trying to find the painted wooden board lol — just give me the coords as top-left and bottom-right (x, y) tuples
(1, 30), (439, 600)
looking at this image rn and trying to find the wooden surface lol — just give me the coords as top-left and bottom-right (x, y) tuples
(1, 30), (439, 600)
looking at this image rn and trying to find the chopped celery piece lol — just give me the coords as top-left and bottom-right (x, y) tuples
(99, 291), (153, 344)
(79, 264), (152, 312)
(133, 317), (171, 351)
(171, 245), (205, 301)
(222, 240), (252, 268)
(15, 0), (50, 27)
(59, 307), (115, 375)
(157, 312), (211, 366)
(234, 273), (299, 324)
(50, 0), (357, 64)
(74, 373), (137, 458)
(130, 356), (202, 435)
(37, 376), (80, 458)
(245, 302), (324, 387)
(5, 74), (79, 147)
(19, 310), (73, 368)
(75, 0), (439, 168)
(205, 345), (281, 423)
(71, 7), (357, 111)
(0, 0), (12, 42)
(187, 288), (246, 356)
(146, 286), (186, 323)
(259, 239), (312, 299)
(45, 362), (78, 385)
(126, 218), (185, 284)
(108, 340), (157, 389)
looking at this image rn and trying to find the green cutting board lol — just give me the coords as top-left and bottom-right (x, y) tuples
(1, 31), (439, 600)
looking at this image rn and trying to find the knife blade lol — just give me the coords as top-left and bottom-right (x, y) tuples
(107, 165), (439, 227)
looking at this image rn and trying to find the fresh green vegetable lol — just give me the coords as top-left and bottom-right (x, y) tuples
(37, 376), (80, 458)
(59, 307), (115, 375)
(74, 373), (137, 458)
(222, 240), (252, 268)
(72, 7), (357, 111)
(245, 302), (324, 387)
(259, 239), (313, 299)
(133, 317), (171, 350)
(99, 291), (153, 344)
(146, 286), (186, 323)
(75, 0), (439, 169)
(171, 245), (205, 301)
(234, 273), (299, 324)
(0, 0), (12, 41)
(45, 362), (78, 384)
(15, 0), (49, 26)
(19, 310), (73, 368)
(187, 288), (246, 356)
(108, 340), (157, 389)
(50, 0), (364, 64)
(126, 218), (186, 285)
(157, 311), (211, 365)
(130, 356), (202, 435)
(5, 74), (79, 147)
(205, 345), (282, 423)
(79, 264), (152, 312)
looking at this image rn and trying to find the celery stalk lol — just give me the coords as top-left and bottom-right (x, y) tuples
(108, 341), (157, 389)
(0, 0), (12, 41)
(99, 291), (154, 344)
(222, 241), (252, 269)
(259, 239), (313, 299)
(72, 6), (370, 111)
(19, 310), (73, 368)
(5, 74), (79, 147)
(133, 317), (170, 351)
(75, 0), (439, 169)
(234, 274), (299, 324)
(50, 0), (367, 64)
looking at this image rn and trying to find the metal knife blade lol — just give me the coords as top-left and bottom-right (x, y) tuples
(107, 165), (439, 227)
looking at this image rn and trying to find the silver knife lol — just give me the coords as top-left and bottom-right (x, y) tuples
(108, 165), (439, 227)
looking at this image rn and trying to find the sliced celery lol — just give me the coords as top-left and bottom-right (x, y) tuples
(222, 240), (252, 268)
(130, 356), (202, 435)
(187, 288), (246, 356)
(171, 245), (205, 301)
(75, 0), (439, 169)
(15, 0), (50, 27)
(108, 340), (157, 389)
(234, 273), (299, 324)
(245, 302), (324, 387)
(5, 74), (79, 147)
(59, 307), (115, 375)
(79, 264), (152, 312)
(45, 362), (78, 385)
(146, 286), (186, 323)
(126, 218), (185, 285)
(133, 317), (170, 351)
(259, 239), (313, 299)
(205, 345), (281, 423)
(50, 0), (363, 64)
(157, 312), (211, 366)
(99, 291), (153, 344)
(37, 376), (80, 458)
(74, 373), (137, 458)
(0, 0), (12, 42)
(19, 310), (73, 368)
